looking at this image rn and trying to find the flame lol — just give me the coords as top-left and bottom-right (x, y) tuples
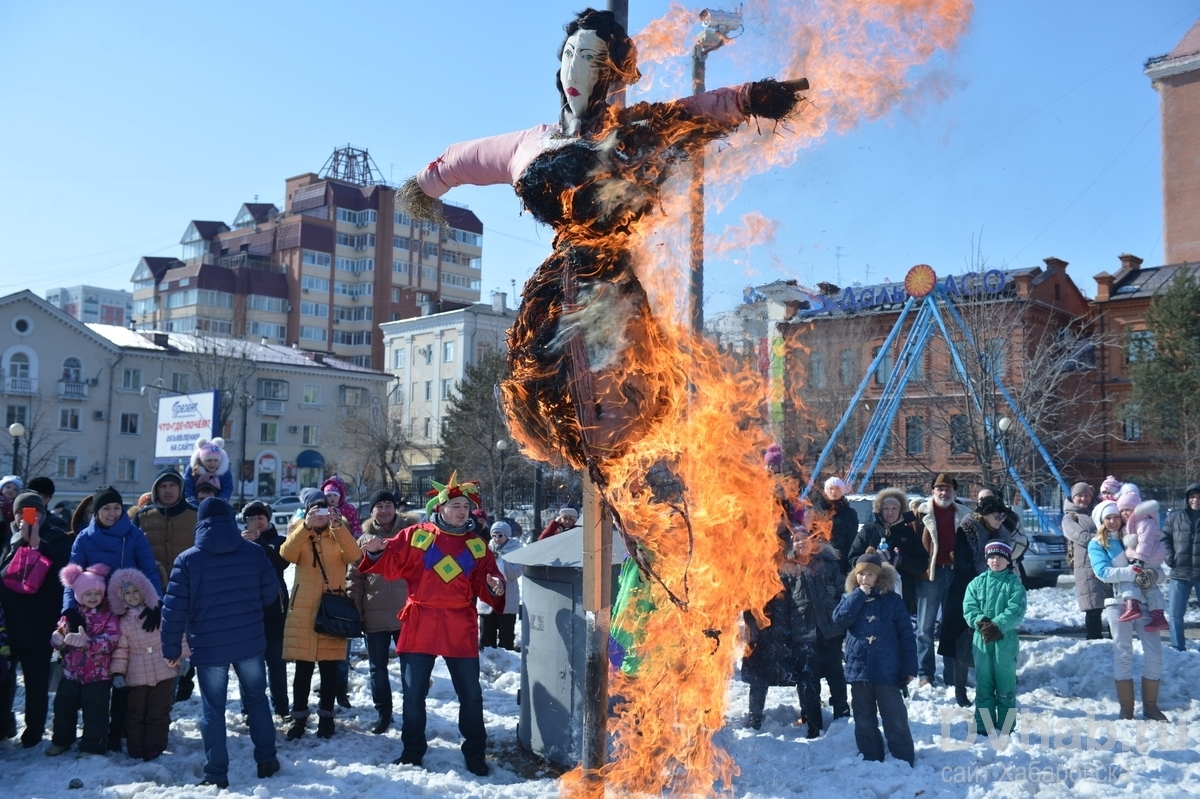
(501, 1), (971, 795)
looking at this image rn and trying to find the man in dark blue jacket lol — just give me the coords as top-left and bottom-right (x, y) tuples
(161, 498), (280, 789)
(1163, 482), (1200, 652)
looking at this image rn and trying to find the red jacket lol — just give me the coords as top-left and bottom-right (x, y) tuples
(359, 522), (504, 658)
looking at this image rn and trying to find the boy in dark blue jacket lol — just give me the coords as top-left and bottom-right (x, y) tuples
(833, 550), (917, 766)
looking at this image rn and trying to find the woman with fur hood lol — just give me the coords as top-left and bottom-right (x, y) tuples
(833, 551), (917, 766)
(107, 568), (189, 761)
(848, 488), (927, 615)
(183, 438), (232, 504)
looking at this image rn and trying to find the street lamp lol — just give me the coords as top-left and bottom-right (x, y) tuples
(495, 439), (510, 516)
(8, 422), (25, 478)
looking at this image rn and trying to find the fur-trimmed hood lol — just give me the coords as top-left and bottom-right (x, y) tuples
(872, 487), (909, 516)
(844, 559), (899, 594)
(107, 567), (160, 614)
(320, 475), (348, 505)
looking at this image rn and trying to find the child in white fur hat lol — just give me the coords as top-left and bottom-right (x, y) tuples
(183, 437), (232, 504)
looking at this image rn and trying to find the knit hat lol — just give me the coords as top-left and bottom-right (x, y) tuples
(59, 562), (110, 603)
(1070, 482), (1094, 500)
(558, 505), (579, 519)
(976, 495), (1009, 519)
(0, 475), (22, 493)
(824, 476), (848, 494)
(300, 488), (327, 511)
(764, 444), (783, 472)
(27, 476), (55, 497)
(424, 471), (482, 514)
(92, 485), (123, 511)
(1115, 483), (1142, 512)
(368, 490), (396, 510)
(1092, 500), (1120, 528)
(1099, 476), (1122, 498)
(984, 540), (1013, 561)
(191, 437), (228, 469)
(932, 473), (958, 490)
(241, 500), (272, 519)
(197, 496), (235, 523)
(490, 520), (512, 537)
(853, 550), (885, 577)
(13, 491), (45, 515)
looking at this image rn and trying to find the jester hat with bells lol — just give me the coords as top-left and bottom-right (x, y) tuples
(425, 471), (482, 515)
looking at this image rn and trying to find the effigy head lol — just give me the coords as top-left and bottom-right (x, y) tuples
(556, 8), (640, 124)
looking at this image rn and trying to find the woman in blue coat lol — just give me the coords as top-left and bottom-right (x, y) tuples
(65, 486), (161, 624)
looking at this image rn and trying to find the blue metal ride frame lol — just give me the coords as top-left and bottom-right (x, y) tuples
(805, 286), (1069, 535)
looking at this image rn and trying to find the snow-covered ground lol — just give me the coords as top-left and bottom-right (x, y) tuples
(5, 578), (1198, 798)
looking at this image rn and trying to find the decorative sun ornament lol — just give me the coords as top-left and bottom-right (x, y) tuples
(904, 264), (937, 298)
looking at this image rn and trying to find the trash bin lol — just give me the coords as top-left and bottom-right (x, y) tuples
(502, 528), (626, 767)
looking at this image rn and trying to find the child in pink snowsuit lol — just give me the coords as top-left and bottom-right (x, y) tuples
(1117, 500), (1169, 631)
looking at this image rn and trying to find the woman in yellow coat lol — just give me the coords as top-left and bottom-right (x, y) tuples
(281, 488), (361, 739)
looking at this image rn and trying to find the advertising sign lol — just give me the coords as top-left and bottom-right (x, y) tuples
(154, 390), (219, 464)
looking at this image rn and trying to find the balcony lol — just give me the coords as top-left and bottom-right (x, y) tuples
(3, 377), (37, 396)
(58, 380), (89, 400)
(259, 399), (285, 416)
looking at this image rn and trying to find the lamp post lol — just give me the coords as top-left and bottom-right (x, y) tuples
(494, 439), (509, 516)
(8, 422), (25, 478)
(689, 7), (743, 334)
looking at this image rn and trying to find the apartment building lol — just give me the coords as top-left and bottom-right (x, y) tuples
(45, 285), (132, 326)
(130, 146), (484, 370)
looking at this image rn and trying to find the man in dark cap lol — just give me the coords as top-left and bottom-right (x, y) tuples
(914, 473), (970, 687)
(26, 476), (55, 508)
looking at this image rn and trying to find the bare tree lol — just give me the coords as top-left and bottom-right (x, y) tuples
(11, 390), (67, 481)
(172, 332), (259, 433)
(334, 402), (439, 501)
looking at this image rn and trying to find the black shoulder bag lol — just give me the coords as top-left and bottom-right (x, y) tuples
(311, 537), (363, 639)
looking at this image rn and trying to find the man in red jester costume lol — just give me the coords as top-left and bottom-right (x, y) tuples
(358, 472), (505, 776)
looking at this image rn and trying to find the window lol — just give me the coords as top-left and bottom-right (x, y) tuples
(247, 294), (286, 313)
(248, 321), (286, 340)
(411, 382), (419, 402)
(442, 272), (478, 289)
(1126, 330), (1155, 363)
(300, 301), (328, 317)
(334, 281), (372, 297)
(260, 422), (277, 443)
(302, 249), (332, 268)
(8, 352), (29, 379)
(873, 345), (893, 386)
(950, 415), (970, 455)
(442, 250), (460, 265)
(905, 416), (925, 455)
(59, 407), (80, 431)
(442, 378), (455, 400)
(300, 325), (327, 342)
(1123, 407), (1142, 441)
(6, 405), (27, 427)
(424, 380), (432, 401)
(171, 372), (190, 394)
(393, 349), (404, 368)
(120, 413), (139, 435)
(336, 232), (356, 248)
(117, 458), (137, 482)
(258, 379), (289, 401)
(335, 257), (374, 273)
(839, 349), (856, 387)
(423, 417), (432, 438)
(808, 353), (826, 389)
(423, 346), (433, 365)
(196, 289), (234, 308)
(391, 288), (401, 302)
(422, 242), (438, 259)
(443, 341), (455, 362)
(336, 208), (376, 225)
(334, 305), (372, 322)
(301, 275), (330, 292)
(302, 425), (319, 446)
(302, 385), (321, 405)
(394, 211), (412, 227)
(985, 338), (1007, 379)
(346, 355), (372, 367)
(393, 259), (409, 273)
(56, 456), (77, 479)
(62, 357), (82, 382)
(420, 266), (437, 281)
(341, 386), (368, 406)
(122, 368), (142, 390)
(333, 330), (371, 346)
(910, 350), (925, 380)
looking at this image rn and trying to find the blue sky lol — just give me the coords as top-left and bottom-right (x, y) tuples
(1, 1), (1197, 317)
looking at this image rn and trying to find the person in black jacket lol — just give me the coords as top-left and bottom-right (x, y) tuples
(0, 492), (73, 748)
(1163, 482), (1200, 652)
(849, 488), (928, 615)
(240, 501), (289, 719)
(810, 477), (859, 576)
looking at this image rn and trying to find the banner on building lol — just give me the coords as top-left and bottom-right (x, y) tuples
(154, 390), (219, 464)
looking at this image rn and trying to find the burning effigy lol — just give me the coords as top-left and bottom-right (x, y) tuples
(400, 3), (970, 794)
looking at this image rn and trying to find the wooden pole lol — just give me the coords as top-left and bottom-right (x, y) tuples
(580, 474), (612, 777)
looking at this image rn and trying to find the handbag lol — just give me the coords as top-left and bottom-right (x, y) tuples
(311, 539), (362, 638)
(3, 544), (53, 595)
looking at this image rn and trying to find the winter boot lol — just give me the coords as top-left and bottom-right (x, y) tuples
(371, 710), (393, 735)
(1145, 609), (1170, 632)
(954, 658), (972, 708)
(1115, 679), (1135, 720)
(1141, 678), (1169, 722)
(1117, 598), (1142, 623)
(336, 690), (352, 710)
(286, 712), (309, 740)
(316, 710), (336, 739)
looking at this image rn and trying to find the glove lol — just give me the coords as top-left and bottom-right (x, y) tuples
(63, 607), (85, 633)
(140, 604), (162, 633)
(111, 674), (126, 690)
(1132, 567), (1154, 591)
(63, 630), (89, 648)
(977, 618), (1003, 644)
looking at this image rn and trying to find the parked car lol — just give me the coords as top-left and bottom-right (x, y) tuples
(1018, 533), (1069, 589)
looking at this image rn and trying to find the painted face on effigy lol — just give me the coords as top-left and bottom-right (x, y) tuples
(560, 29), (607, 122)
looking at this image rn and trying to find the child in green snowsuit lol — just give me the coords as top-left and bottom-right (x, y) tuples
(962, 539), (1026, 735)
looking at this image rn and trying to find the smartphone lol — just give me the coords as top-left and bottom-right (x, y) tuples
(310, 507), (330, 518)
(22, 507), (38, 526)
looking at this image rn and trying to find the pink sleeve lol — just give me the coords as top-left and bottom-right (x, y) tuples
(674, 84), (752, 128)
(417, 125), (551, 198)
